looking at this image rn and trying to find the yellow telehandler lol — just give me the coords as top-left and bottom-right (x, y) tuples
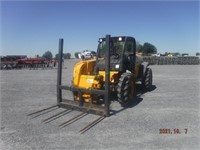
(57, 34), (152, 116)
(28, 35), (152, 134)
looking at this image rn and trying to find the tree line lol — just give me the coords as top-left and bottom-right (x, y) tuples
(41, 51), (83, 60)
(41, 51), (71, 60)
(41, 43), (200, 60)
(136, 42), (157, 55)
(41, 42), (158, 60)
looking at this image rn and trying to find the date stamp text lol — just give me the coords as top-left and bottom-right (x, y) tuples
(159, 128), (188, 134)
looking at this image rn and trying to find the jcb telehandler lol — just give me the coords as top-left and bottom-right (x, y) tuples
(57, 34), (153, 116)
(72, 35), (152, 106)
(28, 35), (152, 134)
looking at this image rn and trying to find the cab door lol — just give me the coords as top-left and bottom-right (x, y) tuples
(123, 37), (136, 72)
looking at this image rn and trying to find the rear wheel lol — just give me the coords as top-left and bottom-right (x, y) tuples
(142, 67), (153, 91)
(117, 72), (135, 106)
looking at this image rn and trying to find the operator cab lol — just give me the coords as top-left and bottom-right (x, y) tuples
(96, 36), (136, 72)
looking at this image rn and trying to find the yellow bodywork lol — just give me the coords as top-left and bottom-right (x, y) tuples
(73, 59), (119, 88)
(73, 59), (119, 102)
(73, 59), (96, 87)
(72, 59), (140, 102)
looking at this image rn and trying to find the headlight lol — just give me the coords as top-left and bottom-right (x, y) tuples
(115, 64), (119, 69)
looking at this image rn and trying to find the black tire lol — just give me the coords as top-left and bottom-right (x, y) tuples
(117, 72), (135, 106)
(142, 67), (153, 91)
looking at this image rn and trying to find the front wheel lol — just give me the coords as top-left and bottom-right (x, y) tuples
(117, 72), (135, 106)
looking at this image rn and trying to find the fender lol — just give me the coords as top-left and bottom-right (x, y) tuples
(73, 59), (96, 86)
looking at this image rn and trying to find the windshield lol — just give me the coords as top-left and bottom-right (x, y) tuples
(98, 41), (124, 58)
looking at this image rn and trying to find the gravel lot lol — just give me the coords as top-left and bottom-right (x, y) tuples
(1, 59), (200, 150)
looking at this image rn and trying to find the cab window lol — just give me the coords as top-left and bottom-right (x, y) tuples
(124, 39), (133, 55)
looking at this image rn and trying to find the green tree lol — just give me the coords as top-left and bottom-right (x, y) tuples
(164, 52), (170, 56)
(174, 52), (181, 56)
(74, 52), (81, 59)
(181, 53), (189, 56)
(196, 52), (200, 56)
(64, 53), (71, 59)
(142, 42), (157, 55)
(54, 54), (59, 60)
(42, 51), (53, 60)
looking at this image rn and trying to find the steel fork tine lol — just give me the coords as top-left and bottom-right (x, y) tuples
(42, 109), (70, 122)
(79, 116), (105, 134)
(27, 105), (58, 116)
(59, 112), (86, 127)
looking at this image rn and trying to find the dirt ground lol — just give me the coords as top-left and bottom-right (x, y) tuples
(0, 59), (200, 150)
